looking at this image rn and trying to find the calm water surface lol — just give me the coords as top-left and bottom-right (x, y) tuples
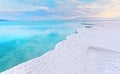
(0, 21), (80, 72)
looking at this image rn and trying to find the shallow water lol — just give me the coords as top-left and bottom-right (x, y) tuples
(0, 21), (81, 72)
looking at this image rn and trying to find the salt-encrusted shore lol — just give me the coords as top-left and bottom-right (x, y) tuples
(2, 23), (120, 74)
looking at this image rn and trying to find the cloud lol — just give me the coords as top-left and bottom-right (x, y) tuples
(93, 0), (120, 19)
(0, 0), (120, 20)
(0, 0), (49, 12)
(54, 0), (120, 20)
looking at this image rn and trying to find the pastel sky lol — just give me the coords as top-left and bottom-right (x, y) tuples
(0, 0), (120, 21)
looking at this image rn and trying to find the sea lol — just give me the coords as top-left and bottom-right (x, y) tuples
(0, 20), (82, 72)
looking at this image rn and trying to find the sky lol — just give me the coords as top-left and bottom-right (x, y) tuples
(0, 0), (120, 21)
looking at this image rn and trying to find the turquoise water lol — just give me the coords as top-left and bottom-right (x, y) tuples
(0, 21), (77, 72)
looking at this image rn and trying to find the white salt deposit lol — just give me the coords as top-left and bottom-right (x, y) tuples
(1, 24), (120, 74)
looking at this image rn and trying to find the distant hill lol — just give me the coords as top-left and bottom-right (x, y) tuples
(0, 19), (10, 21)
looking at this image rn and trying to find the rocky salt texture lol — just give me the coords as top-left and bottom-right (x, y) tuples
(1, 24), (120, 74)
